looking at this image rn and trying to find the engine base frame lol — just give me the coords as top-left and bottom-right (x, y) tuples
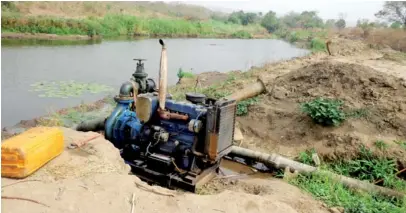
(125, 158), (220, 192)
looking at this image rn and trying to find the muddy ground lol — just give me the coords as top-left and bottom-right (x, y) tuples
(2, 37), (406, 212)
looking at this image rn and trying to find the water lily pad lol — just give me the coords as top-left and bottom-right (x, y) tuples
(29, 80), (114, 99)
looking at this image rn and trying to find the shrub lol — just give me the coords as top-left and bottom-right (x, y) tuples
(301, 97), (346, 126)
(310, 37), (326, 52)
(237, 97), (259, 116)
(177, 68), (194, 79)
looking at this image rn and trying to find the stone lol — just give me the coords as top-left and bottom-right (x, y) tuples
(234, 127), (244, 142)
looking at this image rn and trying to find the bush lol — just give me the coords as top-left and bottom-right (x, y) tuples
(301, 97), (346, 126)
(237, 97), (259, 116)
(177, 68), (194, 79)
(310, 37), (326, 52)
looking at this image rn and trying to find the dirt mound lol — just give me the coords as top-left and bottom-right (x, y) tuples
(239, 61), (406, 162)
(2, 128), (329, 213)
(328, 37), (377, 57)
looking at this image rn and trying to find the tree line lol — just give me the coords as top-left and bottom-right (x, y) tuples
(215, 1), (405, 33)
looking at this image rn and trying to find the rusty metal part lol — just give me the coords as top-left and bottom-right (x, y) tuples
(130, 81), (139, 110)
(157, 108), (189, 121)
(192, 137), (205, 157)
(223, 78), (266, 102)
(158, 39), (168, 111)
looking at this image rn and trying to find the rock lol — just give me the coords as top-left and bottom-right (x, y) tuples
(234, 127), (244, 142)
(312, 153), (321, 167)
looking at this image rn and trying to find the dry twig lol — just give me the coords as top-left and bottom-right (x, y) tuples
(2, 196), (50, 208)
(134, 181), (175, 197)
(131, 193), (136, 213)
(2, 180), (41, 188)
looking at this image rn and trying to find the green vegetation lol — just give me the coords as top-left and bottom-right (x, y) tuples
(310, 38), (327, 52)
(29, 80), (113, 98)
(236, 97), (259, 116)
(394, 140), (406, 150)
(374, 140), (389, 150)
(231, 30), (253, 39)
(291, 145), (406, 213)
(301, 98), (346, 127)
(177, 68), (194, 79)
(1, 13), (264, 38)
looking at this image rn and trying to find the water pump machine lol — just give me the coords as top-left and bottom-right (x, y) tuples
(80, 39), (237, 192)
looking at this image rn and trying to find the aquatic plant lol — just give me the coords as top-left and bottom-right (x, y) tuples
(29, 80), (113, 98)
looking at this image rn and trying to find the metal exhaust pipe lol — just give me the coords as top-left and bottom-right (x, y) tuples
(158, 39), (167, 111)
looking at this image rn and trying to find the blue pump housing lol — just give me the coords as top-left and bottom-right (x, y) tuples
(104, 93), (208, 171)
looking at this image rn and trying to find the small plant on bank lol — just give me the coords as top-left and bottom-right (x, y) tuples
(297, 149), (317, 166)
(236, 97), (259, 116)
(177, 68), (194, 79)
(374, 140), (389, 150)
(301, 97), (346, 127)
(394, 140), (406, 150)
(310, 37), (326, 52)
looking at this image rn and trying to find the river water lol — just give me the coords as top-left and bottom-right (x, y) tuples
(1, 38), (309, 127)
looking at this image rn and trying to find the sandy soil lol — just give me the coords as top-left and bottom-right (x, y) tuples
(1, 128), (329, 213)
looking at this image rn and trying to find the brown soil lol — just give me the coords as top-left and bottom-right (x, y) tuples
(238, 59), (406, 163)
(1, 128), (329, 213)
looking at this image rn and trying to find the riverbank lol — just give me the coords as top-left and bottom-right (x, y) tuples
(1, 12), (269, 40)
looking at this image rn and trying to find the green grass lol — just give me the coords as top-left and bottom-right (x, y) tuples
(1, 12), (266, 38)
(231, 30), (253, 39)
(290, 173), (406, 213)
(310, 37), (327, 52)
(291, 145), (406, 213)
(374, 140), (389, 150)
(394, 140), (406, 150)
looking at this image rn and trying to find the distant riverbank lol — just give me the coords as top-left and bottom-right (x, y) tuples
(1, 13), (269, 40)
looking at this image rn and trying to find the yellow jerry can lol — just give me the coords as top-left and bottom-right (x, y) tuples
(1, 127), (64, 178)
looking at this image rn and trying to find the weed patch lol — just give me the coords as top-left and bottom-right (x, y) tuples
(301, 97), (346, 126)
(374, 140), (389, 150)
(177, 68), (194, 79)
(236, 97), (259, 116)
(292, 145), (406, 212)
(310, 37), (326, 52)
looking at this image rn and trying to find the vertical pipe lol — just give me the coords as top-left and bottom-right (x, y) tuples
(158, 39), (167, 111)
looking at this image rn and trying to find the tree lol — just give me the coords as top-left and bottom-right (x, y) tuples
(325, 19), (336, 28)
(299, 11), (324, 28)
(335, 19), (346, 29)
(390, 21), (402, 29)
(335, 13), (347, 29)
(242, 12), (258, 25)
(375, 1), (406, 29)
(227, 10), (258, 25)
(280, 11), (301, 28)
(261, 11), (281, 33)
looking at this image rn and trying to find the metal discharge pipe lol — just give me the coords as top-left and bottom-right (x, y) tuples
(224, 78), (267, 102)
(158, 39), (168, 111)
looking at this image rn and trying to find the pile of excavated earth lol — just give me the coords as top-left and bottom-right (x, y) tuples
(2, 38), (406, 213)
